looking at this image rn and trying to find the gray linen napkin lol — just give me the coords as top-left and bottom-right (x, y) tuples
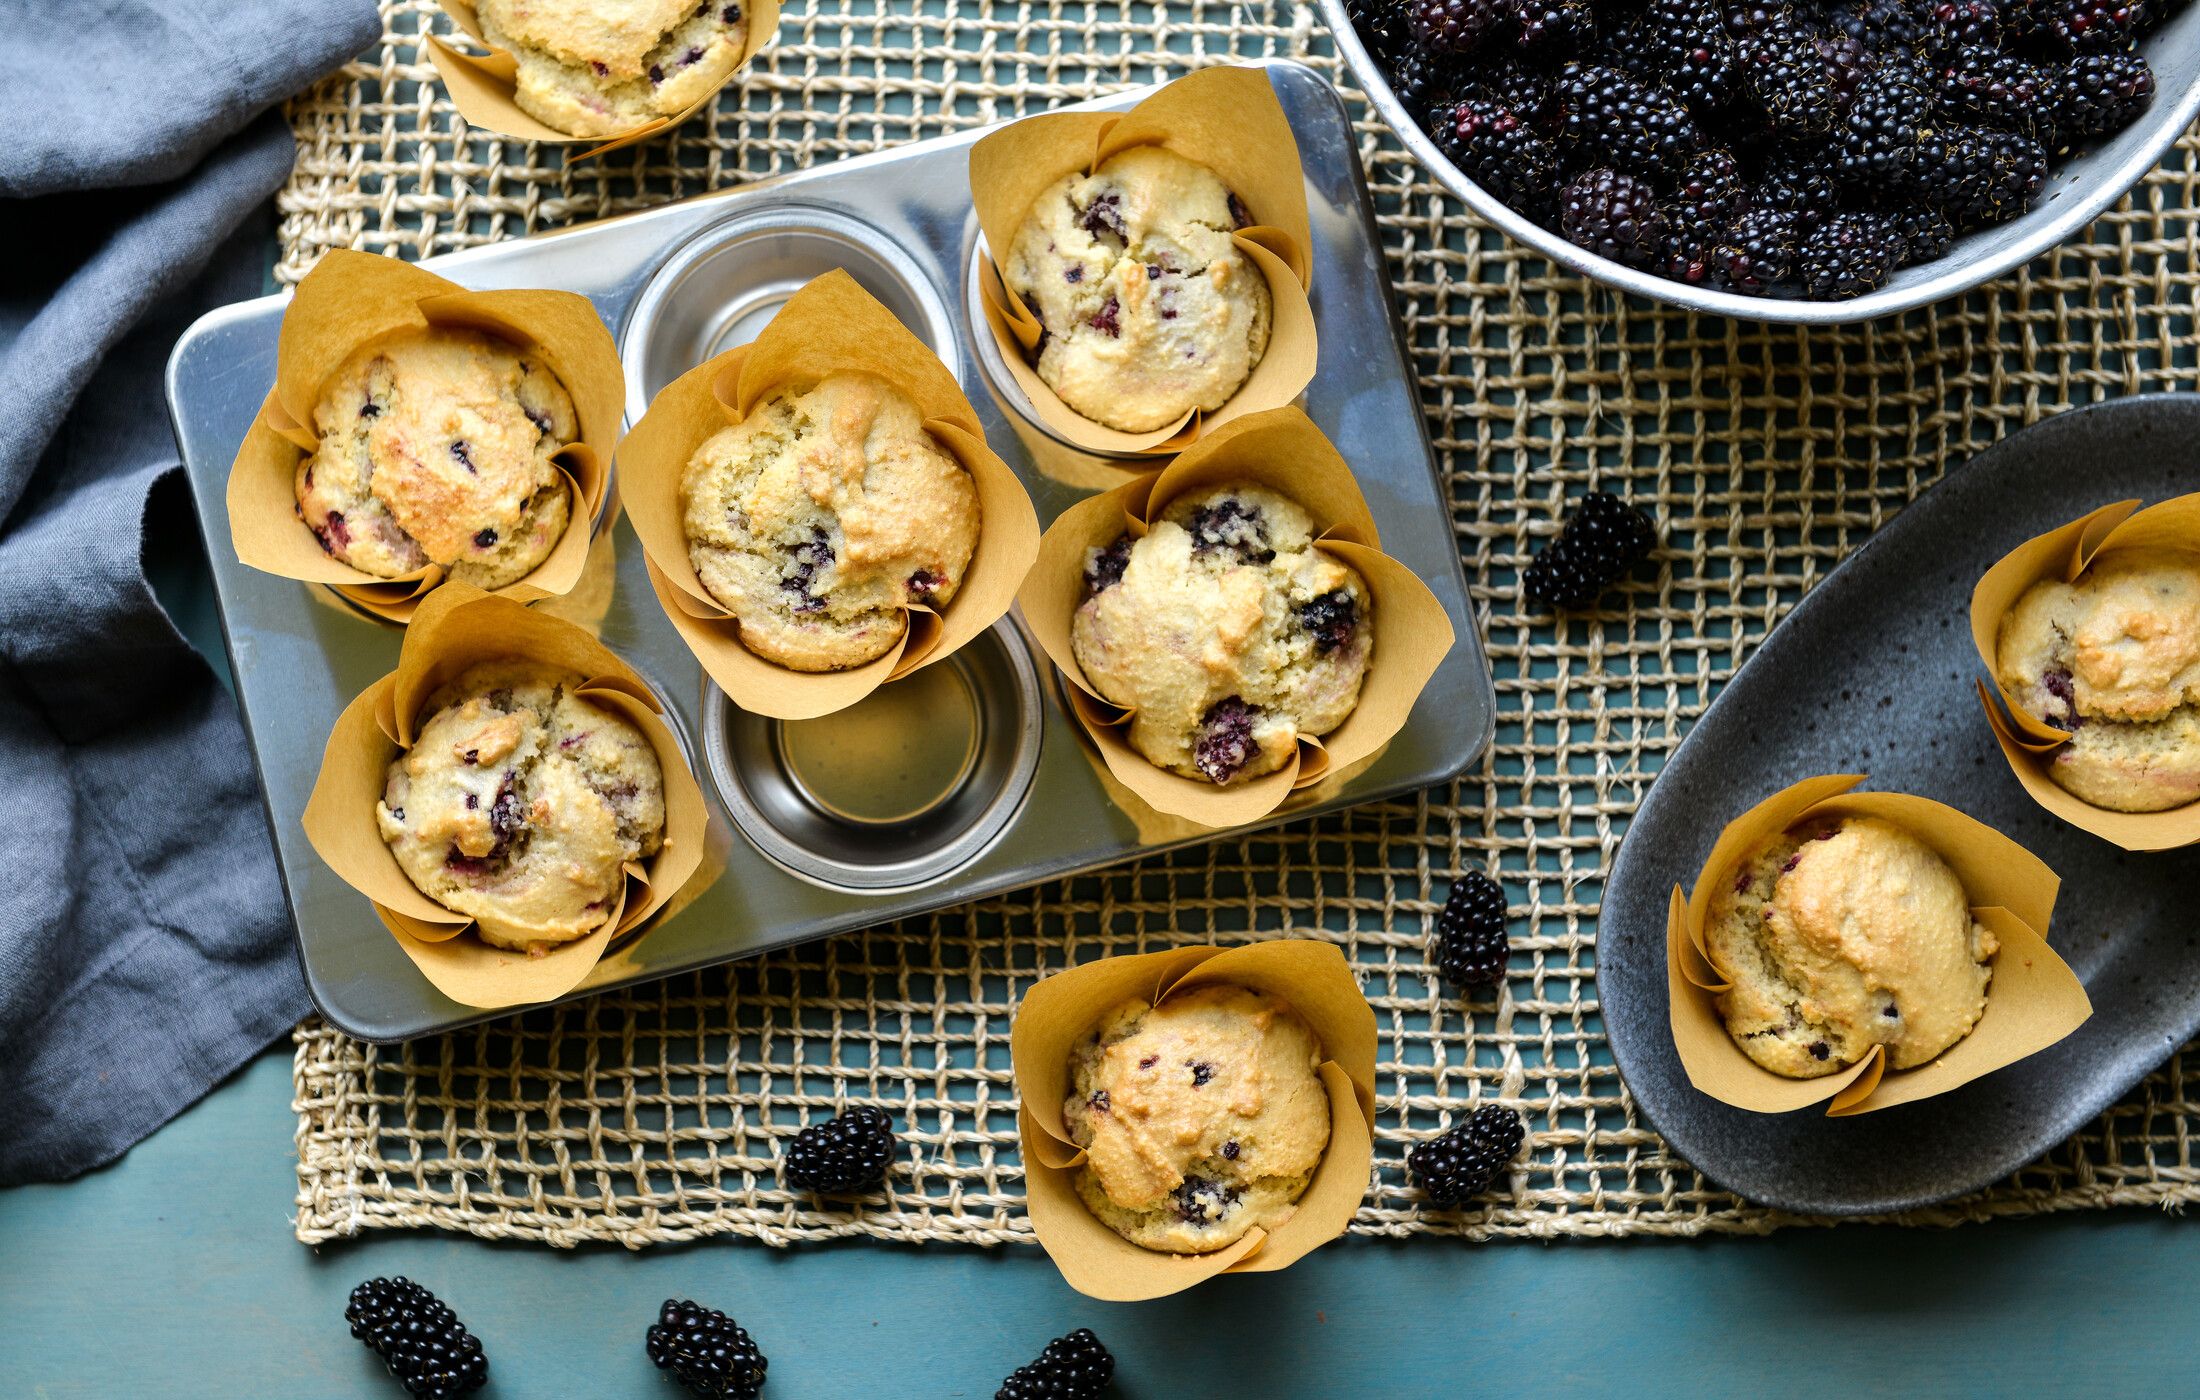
(0, 0), (381, 1184)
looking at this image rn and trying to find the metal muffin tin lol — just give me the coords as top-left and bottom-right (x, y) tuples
(165, 60), (1495, 1043)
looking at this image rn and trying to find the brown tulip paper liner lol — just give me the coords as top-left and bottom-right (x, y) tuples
(1010, 941), (1377, 1301)
(968, 64), (1319, 457)
(226, 249), (622, 625)
(620, 269), (1040, 721)
(1968, 492), (2200, 851)
(302, 584), (710, 1010)
(1017, 407), (1453, 827)
(425, 0), (781, 160)
(1665, 773), (2090, 1117)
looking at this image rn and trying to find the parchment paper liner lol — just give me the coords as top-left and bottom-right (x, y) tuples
(1666, 774), (2090, 1117)
(1010, 941), (1377, 1300)
(302, 584), (710, 1010)
(969, 64), (1318, 457)
(226, 249), (622, 625)
(620, 269), (1041, 721)
(1968, 493), (2200, 851)
(426, 0), (781, 160)
(1018, 406), (1453, 827)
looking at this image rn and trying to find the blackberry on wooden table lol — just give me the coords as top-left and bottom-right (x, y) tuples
(996, 1328), (1116, 1400)
(344, 1278), (488, 1400)
(646, 1299), (768, 1400)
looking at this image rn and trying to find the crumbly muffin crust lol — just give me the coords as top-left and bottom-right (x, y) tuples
(376, 660), (665, 952)
(1005, 146), (1272, 434)
(1996, 548), (2200, 813)
(294, 326), (577, 590)
(476, 0), (749, 139)
(1705, 816), (1997, 1078)
(1063, 984), (1331, 1254)
(681, 373), (980, 673)
(1069, 482), (1371, 784)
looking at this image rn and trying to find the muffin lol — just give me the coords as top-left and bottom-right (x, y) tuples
(1995, 548), (2200, 814)
(376, 660), (666, 951)
(1004, 146), (1272, 434)
(1704, 816), (1997, 1078)
(681, 372), (980, 672)
(474, 0), (749, 139)
(295, 326), (578, 590)
(1062, 984), (1331, 1254)
(1069, 482), (1371, 784)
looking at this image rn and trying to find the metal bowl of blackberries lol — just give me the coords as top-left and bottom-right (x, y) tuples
(1324, 0), (2200, 321)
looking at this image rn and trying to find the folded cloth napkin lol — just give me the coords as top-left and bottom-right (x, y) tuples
(0, 0), (381, 1184)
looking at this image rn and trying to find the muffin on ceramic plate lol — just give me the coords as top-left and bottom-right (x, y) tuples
(1062, 984), (1331, 1253)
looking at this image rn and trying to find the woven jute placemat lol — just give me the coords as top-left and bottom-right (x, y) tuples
(286, 0), (2200, 1248)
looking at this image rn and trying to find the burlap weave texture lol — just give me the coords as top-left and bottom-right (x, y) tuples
(288, 0), (2200, 1247)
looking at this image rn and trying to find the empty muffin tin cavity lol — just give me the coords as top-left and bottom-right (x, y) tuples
(701, 621), (1042, 891)
(622, 205), (959, 422)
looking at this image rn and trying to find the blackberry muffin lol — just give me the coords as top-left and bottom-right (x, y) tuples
(681, 372), (980, 672)
(1062, 984), (1331, 1254)
(1995, 548), (2200, 814)
(376, 660), (666, 952)
(295, 326), (578, 590)
(1705, 816), (1997, 1079)
(475, 0), (749, 139)
(1070, 482), (1371, 784)
(1005, 146), (1272, 434)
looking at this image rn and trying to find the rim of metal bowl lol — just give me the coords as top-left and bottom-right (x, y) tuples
(1316, 4), (2200, 325)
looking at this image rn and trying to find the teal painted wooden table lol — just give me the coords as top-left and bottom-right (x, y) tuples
(3, 1046), (2196, 1397)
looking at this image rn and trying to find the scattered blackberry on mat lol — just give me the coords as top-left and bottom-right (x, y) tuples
(1559, 168), (1667, 268)
(783, 1104), (896, 1193)
(1408, 1105), (1526, 1206)
(344, 1278), (487, 1400)
(1434, 869), (1511, 989)
(1521, 490), (1658, 610)
(996, 1327), (1116, 1400)
(647, 1299), (768, 1400)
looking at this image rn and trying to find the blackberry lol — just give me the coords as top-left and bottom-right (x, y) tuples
(647, 1300), (767, 1400)
(1912, 124), (2046, 226)
(1926, 0), (2008, 49)
(1754, 152), (1841, 228)
(1462, 54), (1559, 122)
(1558, 168), (1670, 268)
(1714, 206), (1802, 293)
(1511, 0), (1596, 53)
(1438, 98), (1561, 206)
(1555, 63), (1702, 178)
(1833, 65), (1935, 188)
(1720, 0), (1790, 39)
(1408, 0), (1511, 53)
(1937, 46), (2049, 130)
(2042, 0), (2153, 46)
(1349, 0), (1412, 56)
(1886, 202), (1955, 260)
(1387, 47), (1468, 117)
(344, 1278), (488, 1400)
(1408, 1105), (1526, 1206)
(2046, 52), (2155, 140)
(1083, 535), (1132, 594)
(996, 1328), (1115, 1400)
(1828, 0), (1930, 48)
(1298, 590), (1361, 653)
(1632, 0), (1745, 111)
(1194, 697), (1262, 783)
(782, 1104), (895, 1193)
(1658, 147), (1750, 283)
(1799, 210), (1905, 296)
(1520, 488), (1659, 609)
(1737, 19), (1850, 138)
(1433, 869), (1511, 989)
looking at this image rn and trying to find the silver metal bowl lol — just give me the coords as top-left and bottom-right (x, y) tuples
(1317, 6), (2200, 323)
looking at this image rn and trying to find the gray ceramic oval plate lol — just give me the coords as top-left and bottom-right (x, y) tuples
(1599, 394), (2200, 1215)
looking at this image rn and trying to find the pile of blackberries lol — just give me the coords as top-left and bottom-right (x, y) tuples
(1347, 0), (2169, 298)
